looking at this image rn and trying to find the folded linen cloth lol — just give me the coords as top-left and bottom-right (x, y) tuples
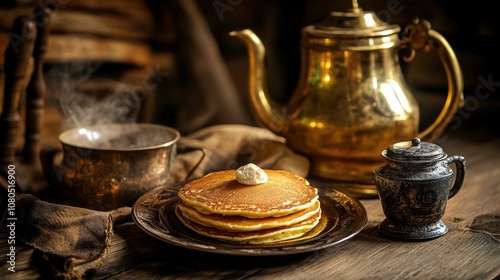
(172, 124), (310, 181)
(1, 194), (130, 279)
(0, 124), (310, 279)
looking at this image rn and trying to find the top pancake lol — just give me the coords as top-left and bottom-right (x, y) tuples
(177, 169), (318, 218)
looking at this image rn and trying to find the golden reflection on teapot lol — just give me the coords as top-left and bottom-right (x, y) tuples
(230, 0), (464, 197)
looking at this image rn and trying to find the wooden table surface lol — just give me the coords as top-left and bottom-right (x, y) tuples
(1, 129), (499, 279)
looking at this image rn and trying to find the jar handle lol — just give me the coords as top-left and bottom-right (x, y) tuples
(176, 145), (207, 180)
(400, 19), (464, 142)
(445, 155), (466, 199)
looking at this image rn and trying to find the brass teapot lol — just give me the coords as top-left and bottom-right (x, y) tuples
(230, 0), (463, 197)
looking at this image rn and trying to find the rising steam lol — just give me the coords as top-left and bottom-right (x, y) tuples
(46, 62), (144, 130)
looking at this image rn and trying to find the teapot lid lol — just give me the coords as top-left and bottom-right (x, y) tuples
(382, 138), (447, 163)
(303, 0), (400, 50)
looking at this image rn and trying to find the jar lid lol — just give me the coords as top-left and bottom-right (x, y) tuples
(302, 0), (400, 49)
(382, 138), (446, 163)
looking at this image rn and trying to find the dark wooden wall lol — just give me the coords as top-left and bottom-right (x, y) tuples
(0, 0), (498, 142)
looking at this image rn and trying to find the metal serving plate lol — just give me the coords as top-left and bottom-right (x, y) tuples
(132, 181), (367, 256)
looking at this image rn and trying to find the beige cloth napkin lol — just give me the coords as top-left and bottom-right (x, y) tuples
(1, 194), (130, 279)
(0, 124), (310, 279)
(173, 124), (310, 181)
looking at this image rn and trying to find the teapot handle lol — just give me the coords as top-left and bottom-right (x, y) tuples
(400, 19), (464, 142)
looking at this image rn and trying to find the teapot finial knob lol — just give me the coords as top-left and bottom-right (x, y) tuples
(351, 0), (361, 12)
(411, 138), (421, 147)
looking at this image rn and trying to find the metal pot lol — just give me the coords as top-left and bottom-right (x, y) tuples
(49, 123), (204, 211)
(373, 138), (466, 239)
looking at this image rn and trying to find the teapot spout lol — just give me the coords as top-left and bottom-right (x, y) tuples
(229, 29), (286, 134)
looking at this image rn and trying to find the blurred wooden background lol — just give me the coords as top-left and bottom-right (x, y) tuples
(0, 0), (498, 152)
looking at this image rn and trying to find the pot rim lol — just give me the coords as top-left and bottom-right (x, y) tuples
(58, 123), (180, 152)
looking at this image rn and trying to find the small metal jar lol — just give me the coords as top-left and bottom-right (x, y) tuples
(373, 138), (466, 239)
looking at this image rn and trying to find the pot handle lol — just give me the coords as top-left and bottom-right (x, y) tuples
(445, 155), (466, 199)
(400, 19), (464, 142)
(176, 145), (207, 180)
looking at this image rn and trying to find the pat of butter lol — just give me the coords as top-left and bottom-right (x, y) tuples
(236, 163), (268, 185)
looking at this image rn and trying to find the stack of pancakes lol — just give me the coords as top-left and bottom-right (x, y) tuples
(176, 169), (321, 244)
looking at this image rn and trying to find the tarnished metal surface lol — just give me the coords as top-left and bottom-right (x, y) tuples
(50, 123), (204, 211)
(373, 138), (466, 239)
(230, 1), (463, 197)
